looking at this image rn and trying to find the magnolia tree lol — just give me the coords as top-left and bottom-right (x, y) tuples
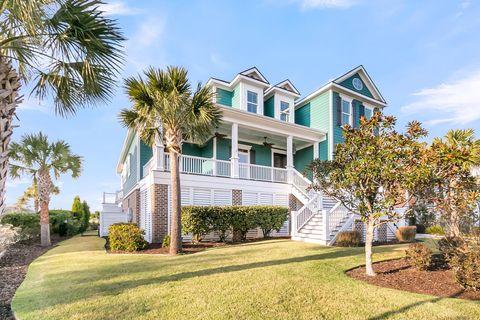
(425, 129), (480, 237)
(310, 113), (428, 276)
(0, 224), (21, 257)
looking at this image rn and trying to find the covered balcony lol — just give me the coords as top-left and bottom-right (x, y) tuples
(142, 106), (326, 184)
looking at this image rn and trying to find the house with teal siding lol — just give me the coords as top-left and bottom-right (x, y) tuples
(100, 66), (398, 245)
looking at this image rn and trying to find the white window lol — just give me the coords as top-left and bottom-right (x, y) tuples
(341, 99), (351, 126)
(364, 107), (373, 120)
(238, 149), (250, 163)
(280, 101), (289, 122)
(126, 154), (131, 177)
(247, 91), (258, 113)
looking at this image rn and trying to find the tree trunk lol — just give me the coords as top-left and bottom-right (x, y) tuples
(365, 218), (376, 276)
(448, 210), (461, 238)
(38, 171), (52, 247)
(0, 58), (21, 215)
(169, 150), (182, 254)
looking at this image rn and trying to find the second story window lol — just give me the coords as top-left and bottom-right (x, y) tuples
(247, 91), (258, 113)
(280, 101), (289, 122)
(364, 107), (373, 120)
(341, 99), (351, 126)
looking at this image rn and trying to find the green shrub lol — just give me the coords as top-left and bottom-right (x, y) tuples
(162, 235), (170, 248)
(447, 236), (480, 291)
(0, 213), (40, 239)
(210, 207), (232, 242)
(405, 243), (432, 271)
(336, 231), (362, 247)
(230, 206), (257, 242)
(395, 226), (417, 242)
(182, 206), (212, 243)
(109, 223), (148, 252)
(438, 237), (465, 261)
(425, 225), (445, 235)
(253, 206), (289, 238)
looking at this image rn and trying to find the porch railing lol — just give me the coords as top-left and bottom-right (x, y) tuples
(160, 154), (288, 183)
(103, 190), (123, 204)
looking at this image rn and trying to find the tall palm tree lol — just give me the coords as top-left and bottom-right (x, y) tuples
(9, 132), (82, 246)
(119, 66), (221, 254)
(0, 0), (124, 214)
(430, 129), (480, 237)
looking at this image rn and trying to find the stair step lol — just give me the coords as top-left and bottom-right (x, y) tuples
(297, 232), (325, 240)
(298, 229), (324, 235)
(302, 224), (324, 230)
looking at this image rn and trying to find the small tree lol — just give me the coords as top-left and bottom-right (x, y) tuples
(310, 113), (428, 276)
(425, 129), (480, 237)
(82, 201), (90, 233)
(71, 196), (83, 220)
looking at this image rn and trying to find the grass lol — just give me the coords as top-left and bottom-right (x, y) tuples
(12, 233), (480, 320)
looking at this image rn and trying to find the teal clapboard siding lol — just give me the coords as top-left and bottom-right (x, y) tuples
(338, 73), (374, 99)
(319, 140), (328, 160)
(214, 138), (272, 166)
(295, 103), (311, 127)
(294, 146), (313, 179)
(139, 140), (153, 178)
(232, 84), (241, 109)
(201, 139), (214, 158)
(216, 88), (233, 107)
(123, 138), (138, 195)
(264, 96), (275, 118)
(182, 142), (203, 157)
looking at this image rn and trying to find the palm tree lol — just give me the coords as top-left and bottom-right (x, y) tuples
(119, 66), (221, 254)
(9, 132), (82, 246)
(0, 0), (124, 214)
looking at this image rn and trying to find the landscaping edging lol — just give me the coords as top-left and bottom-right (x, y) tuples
(346, 256), (480, 301)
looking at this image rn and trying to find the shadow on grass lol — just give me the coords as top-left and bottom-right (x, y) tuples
(16, 247), (360, 313)
(368, 289), (468, 320)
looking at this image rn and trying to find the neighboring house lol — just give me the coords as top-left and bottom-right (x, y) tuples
(100, 65), (400, 245)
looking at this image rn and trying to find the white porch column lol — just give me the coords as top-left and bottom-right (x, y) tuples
(231, 123), (239, 178)
(212, 137), (217, 176)
(312, 142), (320, 184)
(153, 134), (165, 171)
(286, 135), (293, 183)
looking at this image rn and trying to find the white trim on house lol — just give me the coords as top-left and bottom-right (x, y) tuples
(333, 65), (386, 104)
(329, 89), (334, 160)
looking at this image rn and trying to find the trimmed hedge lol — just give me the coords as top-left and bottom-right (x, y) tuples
(181, 205), (288, 243)
(395, 226), (417, 242)
(0, 213), (40, 239)
(336, 231), (362, 247)
(425, 225), (445, 235)
(108, 223), (148, 252)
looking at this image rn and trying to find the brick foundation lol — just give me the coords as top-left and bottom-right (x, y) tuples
(232, 189), (242, 205)
(151, 184), (169, 243)
(122, 189), (140, 224)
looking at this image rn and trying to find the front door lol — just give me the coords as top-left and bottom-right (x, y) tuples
(273, 152), (287, 168)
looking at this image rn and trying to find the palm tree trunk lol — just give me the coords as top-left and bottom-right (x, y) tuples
(0, 57), (21, 215)
(169, 149), (182, 254)
(38, 170), (52, 246)
(365, 217), (376, 276)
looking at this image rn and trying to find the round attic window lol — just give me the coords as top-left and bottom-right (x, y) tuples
(352, 78), (363, 91)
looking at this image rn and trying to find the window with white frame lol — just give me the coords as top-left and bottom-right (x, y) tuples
(238, 149), (250, 163)
(280, 101), (289, 122)
(341, 99), (351, 125)
(247, 91), (258, 113)
(126, 154), (131, 177)
(364, 106), (373, 120)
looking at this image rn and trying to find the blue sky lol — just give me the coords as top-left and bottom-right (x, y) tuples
(9, 0), (480, 211)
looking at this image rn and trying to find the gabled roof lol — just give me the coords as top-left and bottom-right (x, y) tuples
(264, 79), (301, 99)
(333, 65), (386, 104)
(239, 67), (269, 84)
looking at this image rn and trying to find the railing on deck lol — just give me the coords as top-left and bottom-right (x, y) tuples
(291, 168), (311, 195)
(327, 203), (352, 238)
(103, 190), (123, 204)
(142, 158), (154, 178)
(161, 154), (287, 183)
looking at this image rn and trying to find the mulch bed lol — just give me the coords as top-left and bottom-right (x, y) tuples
(107, 241), (228, 254)
(0, 236), (65, 320)
(347, 255), (480, 301)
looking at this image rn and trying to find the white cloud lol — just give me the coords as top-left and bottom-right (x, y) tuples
(17, 97), (50, 113)
(298, 0), (358, 9)
(6, 177), (30, 188)
(401, 69), (480, 125)
(98, 1), (141, 16)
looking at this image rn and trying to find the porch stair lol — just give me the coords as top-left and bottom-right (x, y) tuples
(290, 169), (354, 246)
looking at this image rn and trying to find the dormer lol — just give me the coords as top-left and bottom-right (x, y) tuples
(264, 80), (300, 124)
(207, 67), (270, 116)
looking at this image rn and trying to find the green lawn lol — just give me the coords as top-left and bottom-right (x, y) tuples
(12, 234), (480, 320)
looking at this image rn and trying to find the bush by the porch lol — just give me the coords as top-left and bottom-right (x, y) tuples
(181, 205), (288, 242)
(336, 231), (362, 247)
(395, 226), (417, 242)
(108, 223), (148, 252)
